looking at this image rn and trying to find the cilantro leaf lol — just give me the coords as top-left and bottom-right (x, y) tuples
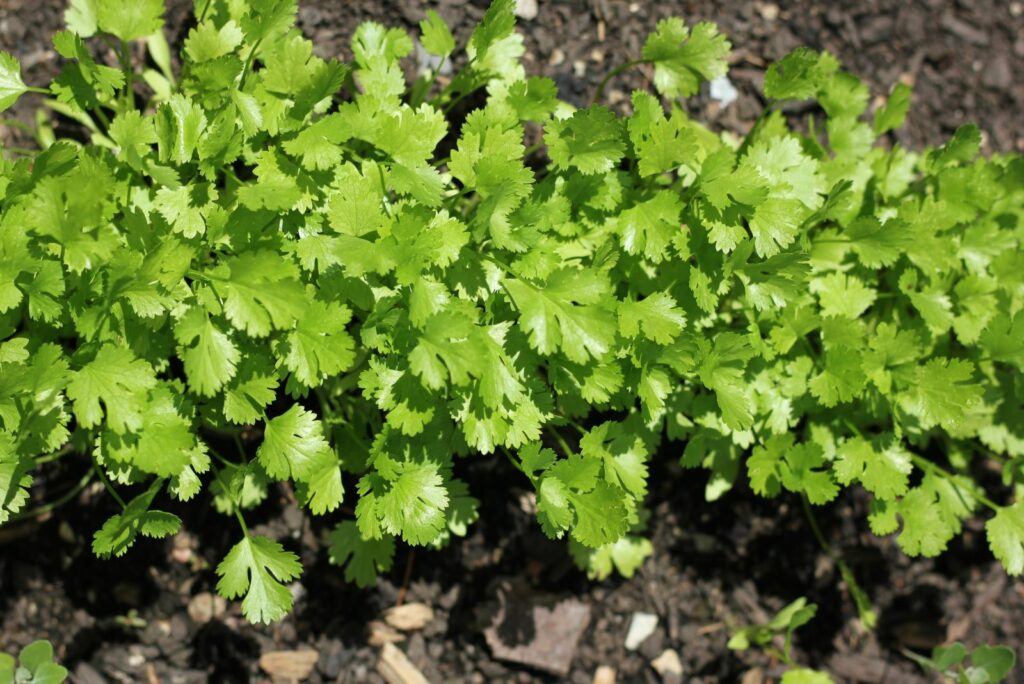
(216, 535), (302, 624)
(642, 19), (731, 98)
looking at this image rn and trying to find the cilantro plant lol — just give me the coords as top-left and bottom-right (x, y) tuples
(0, 640), (68, 684)
(1, 0), (1022, 625)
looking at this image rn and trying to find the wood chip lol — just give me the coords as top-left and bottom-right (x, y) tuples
(377, 642), (431, 684)
(368, 619), (406, 646)
(258, 650), (320, 682)
(592, 665), (616, 684)
(384, 602), (434, 631)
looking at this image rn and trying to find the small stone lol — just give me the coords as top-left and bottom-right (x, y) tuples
(483, 582), (591, 676)
(515, 0), (539, 21)
(628, 2), (640, 12)
(549, 49), (565, 67)
(384, 603), (434, 632)
(73, 663), (106, 684)
(573, 60), (587, 78)
(651, 649), (683, 678)
(624, 612), (658, 651)
(259, 650), (320, 682)
(1010, 1), (1023, 16)
(741, 668), (765, 684)
(759, 3), (780, 21)
(593, 665), (617, 684)
(187, 592), (226, 624)
(318, 640), (350, 679)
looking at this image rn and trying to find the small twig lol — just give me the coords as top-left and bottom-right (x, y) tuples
(395, 548), (416, 607)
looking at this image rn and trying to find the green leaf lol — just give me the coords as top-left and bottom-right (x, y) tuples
(618, 292), (686, 344)
(92, 482), (180, 558)
(376, 460), (449, 545)
(420, 10), (455, 57)
(0, 52), (29, 113)
(545, 106), (625, 175)
(328, 520), (395, 587)
(212, 251), (307, 338)
(874, 83), (912, 134)
(813, 272), (877, 319)
(642, 19), (731, 98)
(216, 535), (302, 624)
(67, 345), (158, 433)
(280, 300), (355, 387)
(257, 405), (333, 482)
(897, 358), (982, 432)
(833, 437), (911, 501)
(174, 307), (240, 397)
(617, 193), (683, 263)
(987, 503), (1024, 575)
(96, 0), (164, 41)
(764, 48), (837, 100)
(505, 268), (616, 364)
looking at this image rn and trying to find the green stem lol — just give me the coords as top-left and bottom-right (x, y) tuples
(13, 469), (94, 521)
(591, 59), (642, 106)
(25, 86), (51, 95)
(909, 453), (1000, 511)
(197, 0), (213, 22)
(545, 425), (575, 459)
(94, 461), (126, 508)
(800, 494), (877, 629)
(120, 40), (134, 111)
(35, 444), (74, 465)
(238, 37), (265, 89)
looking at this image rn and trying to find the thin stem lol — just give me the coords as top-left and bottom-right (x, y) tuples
(238, 37), (264, 89)
(591, 59), (642, 106)
(25, 86), (51, 95)
(800, 494), (877, 629)
(395, 548), (416, 607)
(909, 453), (1000, 511)
(13, 469), (94, 521)
(35, 444), (74, 465)
(120, 40), (134, 110)
(546, 425), (575, 459)
(94, 461), (126, 508)
(197, 0), (213, 22)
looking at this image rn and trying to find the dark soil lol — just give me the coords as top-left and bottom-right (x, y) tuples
(2, 1), (1023, 683)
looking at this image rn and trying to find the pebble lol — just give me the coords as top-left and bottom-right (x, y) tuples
(187, 592), (226, 624)
(593, 665), (617, 684)
(651, 649), (683, 680)
(318, 639), (350, 679)
(515, 0), (539, 21)
(759, 3), (780, 21)
(624, 612), (658, 651)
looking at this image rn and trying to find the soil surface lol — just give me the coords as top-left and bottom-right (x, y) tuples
(1, 1), (1023, 683)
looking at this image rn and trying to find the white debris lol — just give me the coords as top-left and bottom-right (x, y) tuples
(651, 649), (684, 677)
(515, 0), (539, 21)
(709, 75), (739, 109)
(624, 612), (658, 651)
